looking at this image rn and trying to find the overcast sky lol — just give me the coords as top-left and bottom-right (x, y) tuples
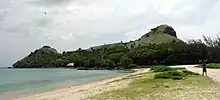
(0, 0), (220, 66)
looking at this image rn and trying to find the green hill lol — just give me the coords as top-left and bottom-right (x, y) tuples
(13, 24), (214, 69)
(13, 46), (62, 68)
(90, 25), (182, 50)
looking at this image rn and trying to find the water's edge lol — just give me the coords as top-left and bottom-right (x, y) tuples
(0, 69), (134, 100)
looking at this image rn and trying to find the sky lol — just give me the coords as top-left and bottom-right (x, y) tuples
(0, 0), (220, 67)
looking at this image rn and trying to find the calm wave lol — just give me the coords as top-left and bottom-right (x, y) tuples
(0, 68), (127, 99)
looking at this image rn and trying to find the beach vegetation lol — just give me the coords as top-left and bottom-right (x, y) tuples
(89, 70), (215, 100)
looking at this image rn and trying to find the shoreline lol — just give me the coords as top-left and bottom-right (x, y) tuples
(0, 69), (132, 100)
(14, 68), (149, 100)
(1, 74), (123, 100)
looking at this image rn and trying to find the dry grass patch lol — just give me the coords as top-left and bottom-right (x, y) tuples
(89, 72), (220, 100)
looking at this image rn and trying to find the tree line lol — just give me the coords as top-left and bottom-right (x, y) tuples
(13, 36), (220, 69)
(50, 36), (220, 69)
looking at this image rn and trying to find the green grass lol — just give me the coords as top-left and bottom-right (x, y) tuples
(154, 71), (184, 79)
(150, 65), (172, 72)
(90, 72), (214, 100)
(89, 68), (217, 100)
(154, 70), (199, 80)
(196, 63), (220, 69)
(90, 31), (181, 50)
(207, 63), (220, 69)
(151, 66), (199, 80)
(150, 65), (185, 72)
(182, 70), (200, 75)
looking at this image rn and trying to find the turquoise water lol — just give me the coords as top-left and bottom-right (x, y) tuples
(0, 68), (127, 99)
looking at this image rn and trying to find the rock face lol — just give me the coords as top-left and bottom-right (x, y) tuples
(12, 46), (60, 68)
(141, 25), (177, 38)
(36, 45), (58, 54)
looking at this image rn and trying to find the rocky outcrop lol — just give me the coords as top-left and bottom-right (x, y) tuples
(141, 25), (177, 38)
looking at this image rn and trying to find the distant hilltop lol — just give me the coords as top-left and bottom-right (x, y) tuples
(90, 24), (181, 50)
(141, 25), (177, 38)
(13, 24), (211, 69)
(12, 45), (60, 68)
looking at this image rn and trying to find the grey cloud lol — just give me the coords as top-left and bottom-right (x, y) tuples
(1, 23), (31, 38)
(0, 9), (8, 23)
(170, 0), (219, 25)
(28, 0), (74, 7)
(0, 16), (52, 39)
(0, 12), (4, 22)
(0, 0), (9, 9)
(58, 31), (129, 51)
(34, 17), (53, 28)
(1, 0), (220, 66)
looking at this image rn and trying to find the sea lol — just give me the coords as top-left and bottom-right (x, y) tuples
(0, 68), (129, 100)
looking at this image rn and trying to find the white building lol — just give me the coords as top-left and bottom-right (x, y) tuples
(67, 63), (74, 67)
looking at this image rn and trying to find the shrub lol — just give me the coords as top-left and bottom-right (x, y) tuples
(154, 71), (185, 80)
(150, 66), (172, 72)
(207, 63), (220, 69)
(154, 72), (172, 79)
(171, 67), (186, 70)
(182, 70), (200, 76)
(154, 70), (200, 80)
(167, 71), (185, 76)
(150, 66), (186, 72)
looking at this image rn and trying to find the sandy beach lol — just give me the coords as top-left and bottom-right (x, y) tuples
(14, 68), (149, 100)
(12, 65), (220, 100)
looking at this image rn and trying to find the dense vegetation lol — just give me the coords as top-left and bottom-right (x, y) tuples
(13, 25), (220, 69)
(206, 63), (220, 69)
(150, 65), (185, 72)
(150, 66), (199, 80)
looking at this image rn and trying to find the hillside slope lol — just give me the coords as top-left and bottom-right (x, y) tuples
(13, 46), (61, 68)
(12, 24), (187, 68)
(90, 24), (182, 50)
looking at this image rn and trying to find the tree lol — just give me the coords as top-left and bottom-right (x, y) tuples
(120, 56), (133, 69)
(100, 59), (114, 69)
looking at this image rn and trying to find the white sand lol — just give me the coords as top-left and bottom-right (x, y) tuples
(14, 68), (149, 100)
